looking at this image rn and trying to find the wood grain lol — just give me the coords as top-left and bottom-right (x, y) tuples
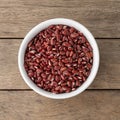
(0, 39), (120, 89)
(0, 0), (120, 38)
(0, 91), (119, 120)
(0, 40), (29, 89)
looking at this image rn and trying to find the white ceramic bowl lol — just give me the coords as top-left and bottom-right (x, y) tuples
(18, 18), (99, 99)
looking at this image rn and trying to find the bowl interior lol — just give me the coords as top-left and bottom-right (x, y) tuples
(18, 18), (99, 99)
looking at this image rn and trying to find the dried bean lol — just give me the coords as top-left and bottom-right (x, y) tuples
(24, 25), (93, 94)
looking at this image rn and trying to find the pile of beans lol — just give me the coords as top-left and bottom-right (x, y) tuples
(24, 25), (93, 94)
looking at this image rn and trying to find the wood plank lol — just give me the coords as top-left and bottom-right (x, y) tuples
(0, 39), (120, 89)
(0, 40), (29, 89)
(91, 39), (120, 89)
(0, 0), (120, 38)
(0, 91), (119, 120)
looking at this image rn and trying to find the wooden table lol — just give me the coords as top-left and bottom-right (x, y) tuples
(0, 0), (120, 120)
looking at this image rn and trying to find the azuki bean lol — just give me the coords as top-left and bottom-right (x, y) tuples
(24, 25), (93, 94)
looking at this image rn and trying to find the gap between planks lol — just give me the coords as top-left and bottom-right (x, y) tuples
(0, 89), (120, 91)
(0, 38), (120, 39)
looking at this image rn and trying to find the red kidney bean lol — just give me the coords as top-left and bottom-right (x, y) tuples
(24, 25), (93, 94)
(67, 81), (72, 87)
(70, 33), (79, 38)
(55, 86), (61, 91)
(69, 27), (75, 33)
(28, 70), (34, 77)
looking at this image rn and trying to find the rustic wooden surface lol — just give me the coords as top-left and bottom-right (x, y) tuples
(0, 91), (120, 120)
(0, 39), (120, 89)
(0, 0), (120, 120)
(0, 0), (120, 38)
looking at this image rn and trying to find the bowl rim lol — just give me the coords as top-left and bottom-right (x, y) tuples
(18, 18), (100, 99)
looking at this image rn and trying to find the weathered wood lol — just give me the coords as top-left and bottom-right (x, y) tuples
(0, 91), (119, 120)
(0, 39), (120, 89)
(0, 40), (29, 89)
(91, 39), (120, 89)
(0, 0), (120, 38)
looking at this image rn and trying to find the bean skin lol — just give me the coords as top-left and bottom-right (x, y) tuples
(24, 25), (93, 94)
